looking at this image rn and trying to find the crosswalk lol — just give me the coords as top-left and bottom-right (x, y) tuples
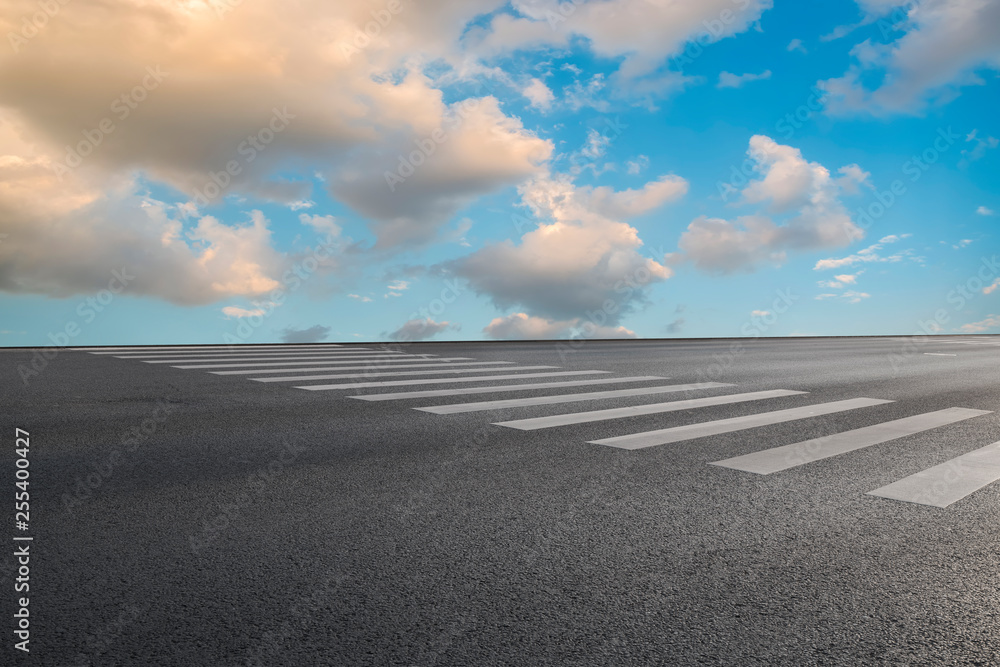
(70, 343), (1000, 510)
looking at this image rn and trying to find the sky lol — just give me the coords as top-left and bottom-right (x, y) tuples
(0, 0), (998, 346)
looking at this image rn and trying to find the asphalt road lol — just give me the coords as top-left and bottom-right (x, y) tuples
(2, 336), (999, 666)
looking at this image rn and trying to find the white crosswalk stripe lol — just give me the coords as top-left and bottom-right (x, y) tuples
(589, 398), (893, 450)
(74, 346), (998, 510)
(417, 382), (736, 415)
(350, 376), (668, 401)
(212, 361), (513, 376)
(253, 365), (560, 383)
(867, 440), (1000, 507)
(495, 389), (807, 431)
(297, 370), (611, 391)
(72, 345), (348, 352)
(146, 353), (409, 364)
(711, 408), (991, 474)
(172, 357), (429, 369)
(114, 350), (400, 358)
(212, 359), (493, 375)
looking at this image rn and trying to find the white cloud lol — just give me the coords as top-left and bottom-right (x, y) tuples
(347, 293), (372, 302)
(820, 0), (1000, 115)
(449, 172), (678, 323)
(787, 38), (807, 54)
(483, 313), (637, 339)
(522, 78), (555, 110)
(953, 239), (973, 249)
(483, 313), (575, 340)
(388, 318), (459, 341)
(472, 0), (772, 98)
(222, 306), (267, 319)
(977, 205), (996, 216)
(814, 234), (911, 270)
(751, 310), (772, 317)
(0, 0), (569, 296)
(626, 155), (650, 175)
(960, 129), (999, 166)
(959, 314), (1000, 333)
(333, 95), (553, 247)
(279, 325), (330, 343)
(815, 291), (871, 304)
(984, 279), (1000, 295)
(673, 135), (866, 274)
(717, 70), (772, 89)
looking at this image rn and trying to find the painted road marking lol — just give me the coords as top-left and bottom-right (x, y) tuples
(145, 353), (408, 364)
(350, 377), (668, 401)
(297, 371), (611, 391)
(115, 350), (400, 358)
(868, 439), (1000, 508)
(172, 356), (423, 369)
(213, 362), (511, 376)
(417, 382), (735, 415)
(711, 407), (991, 474)
(254, 366), (561, 383)
(75, 345), (349, 352)
(588, 398), (893, 451)
(923, 353), (957, 357)
(495, 389), (806, 431)
(212, 359), (486, 375)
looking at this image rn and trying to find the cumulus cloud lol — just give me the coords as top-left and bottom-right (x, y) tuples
(672, 135), (867, 274)
(332, 95), (552, 247)
(470, 0), (772, 96)
(522, 78), (555, 110)
(717, 70), (772, 89)
(448, 172), (680, 323)
(820, 0), (1000, 115)
(977, 206), (996, 216)
(483, 313), (636, 339)
(483, 313), (576, 339)
(388, 317), (459, 341)
(0, 0), (564, 300)
(0, 128), (288, 304)
(279, 325), (331, 343)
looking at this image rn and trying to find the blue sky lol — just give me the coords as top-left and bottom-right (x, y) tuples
(1, 0), (998, 345)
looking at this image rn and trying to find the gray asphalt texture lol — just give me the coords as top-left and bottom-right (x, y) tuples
(2, 336), (999, 666)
